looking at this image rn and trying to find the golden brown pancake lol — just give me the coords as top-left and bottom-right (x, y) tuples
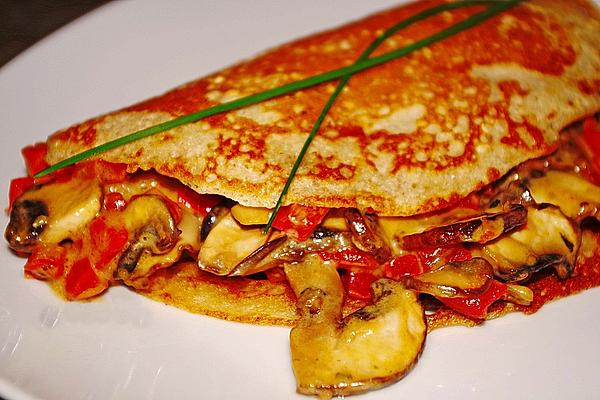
(5, 1), (600, 396)
(44, 0), (600, 217)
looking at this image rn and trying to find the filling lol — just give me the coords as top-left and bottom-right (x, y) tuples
(5, 115), (600, 396)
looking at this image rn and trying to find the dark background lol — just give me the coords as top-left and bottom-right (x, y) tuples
(1, 1), (109, 399)
(0, 0), (110, 68)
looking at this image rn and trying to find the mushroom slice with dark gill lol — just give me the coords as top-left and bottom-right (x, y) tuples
(117, 195), (180, 278)
(229, 229), (353, 277)
(286, 254), (426, 397)
(401, 205), (527, 250)
(5, 199), (48, 253)
(5, 177), (101, 252)
(483, 204), (581, 282)
(403, 258), (494, 298)
(200, 201), (232, 241)
(227, 234), (288, 276)
(198, 212), (270, 276)
(344, 208), (392, 263)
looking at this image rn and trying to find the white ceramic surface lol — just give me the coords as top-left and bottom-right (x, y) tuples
(1, 1), (599, 399)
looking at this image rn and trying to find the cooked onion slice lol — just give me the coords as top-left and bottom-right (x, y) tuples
(483, 204), (580, 282)
(401, 205), (527, 249)
(403, 258), (494, 298)
(286, 254), (426, 397)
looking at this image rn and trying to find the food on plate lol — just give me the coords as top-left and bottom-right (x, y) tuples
(4, 0), (600, 397)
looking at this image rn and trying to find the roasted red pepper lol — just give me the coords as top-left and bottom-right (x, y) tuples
(89, 216), (129, 270)
(177, 186), (220, 216)
(24, 244), (66, 280)
(439, 280), (508, 319)
(103, 191), (127, 211)
(272, 205), (329, 241)
(21, 142), (49, 176)
(158, 176), (220, 216)
(64, 258), (104, 299)
(8, 176), (34, 210)
(384, 254), (422, 279)
(343, 269), (378, 300)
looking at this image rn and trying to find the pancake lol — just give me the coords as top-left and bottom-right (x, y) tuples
(44, 0), (600, 216)
(5, 0), (600, 397)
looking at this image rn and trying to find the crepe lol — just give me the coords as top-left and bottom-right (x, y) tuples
(5, 0), (600, 397)
(45, 0), (600, 216)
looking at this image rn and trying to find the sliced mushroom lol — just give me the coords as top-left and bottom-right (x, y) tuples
(228, 234), (288, 276)
(403, 258), (494, 298)
(200, 202), (231, 241)
(286, 254), (426, 397)
(117, 195), (180, 275)
(198, 212), (269, 276)
(5, 178), (101, 252)
(528, 170), (600, 222)
(379, 207), (481, 255)
(344, 208), (391, 263)
(401, 205), (527, 249)
(483, 204), (581, 282)
(5, 199), (48, 253)
(481, 169), (536, 210)
(120, 208), (203, 288)
(229, 230), (353, 277)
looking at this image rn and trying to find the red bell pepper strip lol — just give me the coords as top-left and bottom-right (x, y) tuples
(343, 269), (378, 300)
(103, 191), (127, 212)
(21, 142), (49, 176)
(439, 280), (508, 319)
(89, 216), (129, 270)
(64, 258), (104, 299)
(24, 244), (66, 280)
(384, 254), (422, 279)
(272, 204), (329, 241)
(177, 187), (220, 216)
(8, 176), (35, 211)
(159, 176), (220, 216)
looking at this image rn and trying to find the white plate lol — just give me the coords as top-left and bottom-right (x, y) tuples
(1, 1), (599, 399)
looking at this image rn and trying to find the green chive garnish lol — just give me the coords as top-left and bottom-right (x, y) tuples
(35, 0), (521, 232)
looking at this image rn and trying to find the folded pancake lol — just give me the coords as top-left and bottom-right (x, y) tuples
(44, 0), (600, 216)
(5, 0), (600, 396)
